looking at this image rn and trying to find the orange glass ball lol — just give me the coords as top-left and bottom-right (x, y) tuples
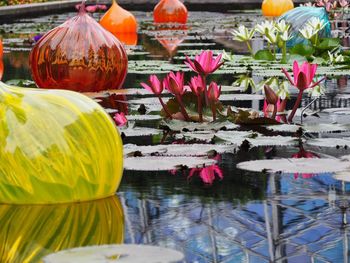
(153, 0), (188, 24)
(30, 6), (128, 92)
(262, 0), (294, 17)
(115, 32), (138, 46)
(100, 0), (137, 35)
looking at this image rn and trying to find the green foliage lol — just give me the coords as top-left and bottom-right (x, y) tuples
(290, 44), (315, 57)
(254, 50), (274, 61)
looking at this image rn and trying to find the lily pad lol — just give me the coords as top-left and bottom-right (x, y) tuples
(43, 244), (184, 263)
(119, 126), (162, 137)
(237, 158), (350, 174)
(124, 156), (217, 171)
(306, 138), (350, 148)
(265, 123), (350, 133)
(160, 120), (238, 132)
(215, 131), (297, 147)
(175, 131), (217, 142)
(126, 115), (162, 121)
(124, 143), (236, 157)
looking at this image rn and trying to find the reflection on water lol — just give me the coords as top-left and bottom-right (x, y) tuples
(119, 163), (350, 262)
(3, 10), (350, 263)
(0, 195), (124, 262)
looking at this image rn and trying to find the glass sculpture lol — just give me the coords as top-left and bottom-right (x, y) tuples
(0, 196), (124, 262)
(100, 0), (138, 43)
(279, 7), (331, 47)
(30, 4), (128, 92)
(153, 0), (188, 24)
(262, 0), (294, 17)
(0, 81), (123, 204)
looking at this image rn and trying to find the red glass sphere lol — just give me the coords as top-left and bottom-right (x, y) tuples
(153, 0), (188, 24)
(30, 7), (128, 92)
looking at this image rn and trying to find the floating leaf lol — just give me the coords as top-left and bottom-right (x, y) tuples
(43, 244), (184, 263)
(124, 156), (216, 171)
(237, 158), (350, 174)
(118, 126), (162, 137)
(124, 143), (236, 157)
(126, 115), (162, 121)
(160, 119), (238, 132)
(215, 131), (297, 147)
(175, 131), (216, 142)
(265, 123), (350, 133)
(306, 138), (350, 148)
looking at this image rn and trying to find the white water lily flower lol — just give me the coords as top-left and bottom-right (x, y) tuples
(232, 25), (255, 42)
(222, 50), (234, 61)
(280, 31), (293, 42)
(307, 17), (328, 32)
(275, 20), (290, 33)
(255, 20), (275, 36)
(265, 31), (277, 44)
(299, 25), (316, 39)
(328, 51), (345, 63)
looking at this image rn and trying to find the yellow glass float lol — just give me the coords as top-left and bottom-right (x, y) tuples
(0, 195), (124, 262)
(262, 0), (294, 17)
(0, 81), (123, 204)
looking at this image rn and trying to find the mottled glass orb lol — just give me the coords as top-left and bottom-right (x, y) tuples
(30, 6), (128, 92)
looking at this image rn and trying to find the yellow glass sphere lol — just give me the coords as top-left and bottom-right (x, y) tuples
(0, 81), (123, 204)
(0, 195), (124, 262)
(262, 0), (294, 17)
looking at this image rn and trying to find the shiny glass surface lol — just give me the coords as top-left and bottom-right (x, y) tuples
(0, 195), (124, 262)
(0, 81), (123, 204)
(153, 0), (188, 24)
(30, 8), (128, 92)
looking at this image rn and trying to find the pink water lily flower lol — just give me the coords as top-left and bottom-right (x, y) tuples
(282, 61), (326, 122)
(141, 75), (164, 95)
(188, 75), (205, 96)
(164, 71), (185, 95)
(185, 50), (224, 76)
(188, 165), (223, 184)
(188, 75), (205, 122)
(164, 71), (190, 121)
(208, 81), (221, 102)
(282, 61), (321, 91)
(113, 112), (128, 127)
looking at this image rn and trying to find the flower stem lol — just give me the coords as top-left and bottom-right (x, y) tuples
(211, 104), (216, 121)
(198, 93), (203, 122)
(201, 74), (208, 106)
(158, 97), (172, 119)
(281, 42), (287, 63)
(176, 95), (190, 121)
(288, 90), (303, 123)
(246, 41), (253, 56)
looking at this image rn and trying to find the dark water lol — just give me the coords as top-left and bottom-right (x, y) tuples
(2, 9), (350, 263)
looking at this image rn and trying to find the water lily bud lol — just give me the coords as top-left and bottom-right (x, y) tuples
(264, 85), (278, 105)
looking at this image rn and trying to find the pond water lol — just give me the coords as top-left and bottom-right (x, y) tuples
(2, 8), (350, 263)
